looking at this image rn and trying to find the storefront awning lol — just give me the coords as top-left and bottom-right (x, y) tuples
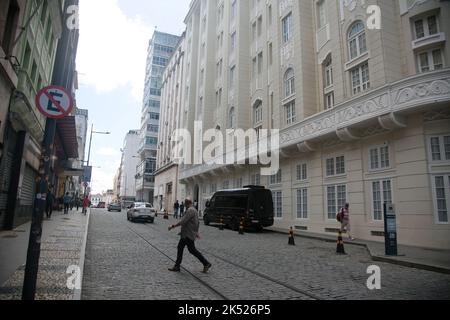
(56, 116), (79, 159)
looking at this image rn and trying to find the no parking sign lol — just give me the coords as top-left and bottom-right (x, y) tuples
(35, 85), (74, 119)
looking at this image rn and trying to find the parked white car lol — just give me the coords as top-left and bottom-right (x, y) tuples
(127, 202), (156, 223)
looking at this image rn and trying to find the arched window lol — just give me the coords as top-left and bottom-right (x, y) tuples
(284, 68), (295, 98)
(253, 101), (263, 126)
(228, 107), (236, 129)
(348, 21), (367, 60)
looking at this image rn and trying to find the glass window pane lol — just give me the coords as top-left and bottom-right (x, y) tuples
(370, 148), (379, 169)
(326, 158), (335, 176)
(419, 52), (430, 72)
(327, 186), (336, 219)
(336, 156), (345, 175)
(432, 49), (443, 70)
(337, 185), (346, 210)
(380, 146), (390, 168)
(373, 181), (382, 221)
(431, 137), (441, 161)
(444, 136), (450, 160)
(435, 176), (448, 223)
(415, 19), (424, 38)
(428, 16), (438, 35)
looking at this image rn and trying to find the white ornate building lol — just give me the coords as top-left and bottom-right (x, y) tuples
(158, 0), (450, 249)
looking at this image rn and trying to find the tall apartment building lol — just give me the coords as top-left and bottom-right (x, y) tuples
(160, 0), (450, 249)
(136, 31), (180, 203)
(119, 129), (141, 207)
(155, 33), (186, 213)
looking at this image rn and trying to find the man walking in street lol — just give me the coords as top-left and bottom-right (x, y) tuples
(168, 199), (212, 273)
(338, 203), (355, 241)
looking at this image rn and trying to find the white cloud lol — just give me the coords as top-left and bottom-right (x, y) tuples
(91, 168), (115, 194)
(97, 147), (120, 157)
(77, 0), (153, 101)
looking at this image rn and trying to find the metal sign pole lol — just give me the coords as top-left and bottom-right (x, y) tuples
(22, 118), (56, 300)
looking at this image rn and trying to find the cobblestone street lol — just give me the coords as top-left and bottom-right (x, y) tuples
(82, 209), (450, 300)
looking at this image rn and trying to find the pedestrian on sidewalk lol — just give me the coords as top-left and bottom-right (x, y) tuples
(82, 196), (89, 215)
(63, 193), (71, 214)
(76, 197), (80, 211)
(46, 187), (55, 219)
(179, 202), (185, 219)
(168, 198), (212, 273)
(338, 203), (355, 241)
(174, 200), (180, 219)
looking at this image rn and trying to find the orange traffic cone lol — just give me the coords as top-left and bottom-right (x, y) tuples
(288, 227), (295, 246)
(219, 216), (224, 231)
(336, 231), (346, 254)
(239, 218), (244, 235)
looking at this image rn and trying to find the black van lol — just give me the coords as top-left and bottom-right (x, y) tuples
(203, 186), (274, 231)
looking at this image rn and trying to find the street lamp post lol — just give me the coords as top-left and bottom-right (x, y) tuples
(83, 125), (110, 199)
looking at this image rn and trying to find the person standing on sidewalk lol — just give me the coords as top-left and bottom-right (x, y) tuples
(63, 193), (71, 215)
(46, 187), (55, 219)
(179, 201), (185, 219)
(174, 200), (179, 219)
(82, 196), (90, 215)
(168, 199), (212, 273)
(338, 203), (355, 241)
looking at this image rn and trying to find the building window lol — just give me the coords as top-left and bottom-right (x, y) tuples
(223, 180), (230, 190)
(296, 188), (308, 219)
(433, 175), (449, 223)
(429, 135), (450, 162)
(149, 113), (160, 120)
(317, 0), (326, 29)
(417, 49), (444, 73)
(348, 21), (367, 60)
(372, 180), (393, 221)
(326, 156), (346, 176)
(282, 13), (293, 44)
(146, 137), (158, 146)
(231, 0), (237, 21)
(257, 16), (263, 38)
(325, 92), (334, 110)
(234, 178), (243, 188)
(254, 101), (263, 126)
(269, 170), (282, 185)
(250, 173), (261, 186)
(324, 55), (333, 88)
(351, 62), (370, 95)
(1, 0), (20, 55)
(228, 107), (236, 129)
(273, 191), (283, 218)
(370, 145), (390, 170)
(230, 32), (237, 53)
(413, 14), (439, 40)
(327, 185), (347, 220)
(230, 65), (236, 89)
(296, 163), (307, 181)
(284, 68), (295, 98)
(285, 101), (296, 125)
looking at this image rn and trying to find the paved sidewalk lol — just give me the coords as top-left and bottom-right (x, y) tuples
(0, 209), (89, 300)
(268, 227), (450, 275)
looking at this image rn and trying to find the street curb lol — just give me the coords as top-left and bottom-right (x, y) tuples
(267, 227), (450, 275)
(73, 209), (90, 300)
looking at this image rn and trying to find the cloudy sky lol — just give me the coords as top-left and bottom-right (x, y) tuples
(76, 0), (189, 194)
